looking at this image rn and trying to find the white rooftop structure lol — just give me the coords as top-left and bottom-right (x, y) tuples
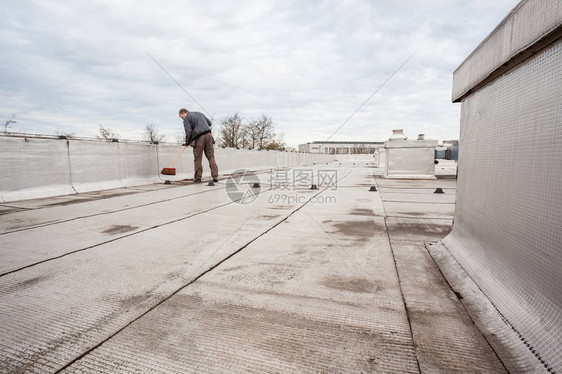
(382, 130), (438, 179)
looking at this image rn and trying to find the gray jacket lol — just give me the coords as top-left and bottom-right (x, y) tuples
(183, 111), (212, 144)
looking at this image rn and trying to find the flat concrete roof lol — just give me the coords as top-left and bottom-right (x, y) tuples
(0, 164), (505, 373)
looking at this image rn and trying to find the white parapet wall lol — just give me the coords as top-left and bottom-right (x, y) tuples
(0, 137), (76, 201)
(443, 1), (562, 372)
(0, 136), (335, 202)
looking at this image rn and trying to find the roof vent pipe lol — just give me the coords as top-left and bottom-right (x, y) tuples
(389, 129), (407, 141)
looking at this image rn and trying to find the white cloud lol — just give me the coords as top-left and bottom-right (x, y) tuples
(1, 0), (519, 145)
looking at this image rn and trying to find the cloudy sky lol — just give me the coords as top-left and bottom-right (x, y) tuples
(2, 0), (518, 147)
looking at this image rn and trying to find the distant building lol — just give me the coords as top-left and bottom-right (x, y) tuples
(442, 140), (459, 160)
(435, 140), (459, 160)
(298, 141), (383, 154)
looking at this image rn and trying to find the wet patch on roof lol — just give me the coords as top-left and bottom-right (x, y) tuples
(257, 214), (282, 220)
(350, 208), (375, 216)
(119, 291), (154, 310)
(388, 221), (452, 237)
(2, 274), (53, 294)
(80, 191), (137, 199)
(0, 206), (29, 215)
(43, 197), (98, 207)
(330, 220), (382, 237)
(323, 275), (380, 293)
(2, 217), (45, 232)
(267, 206), (295, 210)
(221, 265), (246, 272)
(101, 225), (139, 235)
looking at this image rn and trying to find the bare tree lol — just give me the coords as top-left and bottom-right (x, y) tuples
(240, 123), (256, 149)
(3, 114), (17, 133)
(55, 128), (76, 138)
(248, 114), (276, 150)
(215, 113), (281, 150)
(97, 124), (120, 141)
(264, 139), (286, 151)
(218, 113), (244, 148)
(264, 133), (287, 151)
(142, 123), (166, 144)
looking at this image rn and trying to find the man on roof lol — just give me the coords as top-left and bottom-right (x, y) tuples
(179, 108), (219, 183)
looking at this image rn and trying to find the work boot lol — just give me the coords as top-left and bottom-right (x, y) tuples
(212, 177), (219, 183)
(193, 178), (202, 183)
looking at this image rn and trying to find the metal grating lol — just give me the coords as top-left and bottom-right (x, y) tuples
(443, 38), (562, 372)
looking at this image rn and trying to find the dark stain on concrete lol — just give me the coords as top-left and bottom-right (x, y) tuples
(323, 275), (379, 293)
(43, 198), (96, 207)
(388, 221), (451, 237)
(0, 206), (28, 215)
(331, 220), (382, 237)
(268, 206), (293, 211)
(221, 265), (246, 272)
(101, 225), (139, 235)
(258, 214), (281, 220)
(4, 217), (44, 231)
(81, 191), (136, 199)
(350, 208), (375, 216)
(119, 291), (153, 310)
(398, 212), (426, 216)
(3, 275), (52, 294)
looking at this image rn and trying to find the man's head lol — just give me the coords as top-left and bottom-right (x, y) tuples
(179, 108), (188, 120)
